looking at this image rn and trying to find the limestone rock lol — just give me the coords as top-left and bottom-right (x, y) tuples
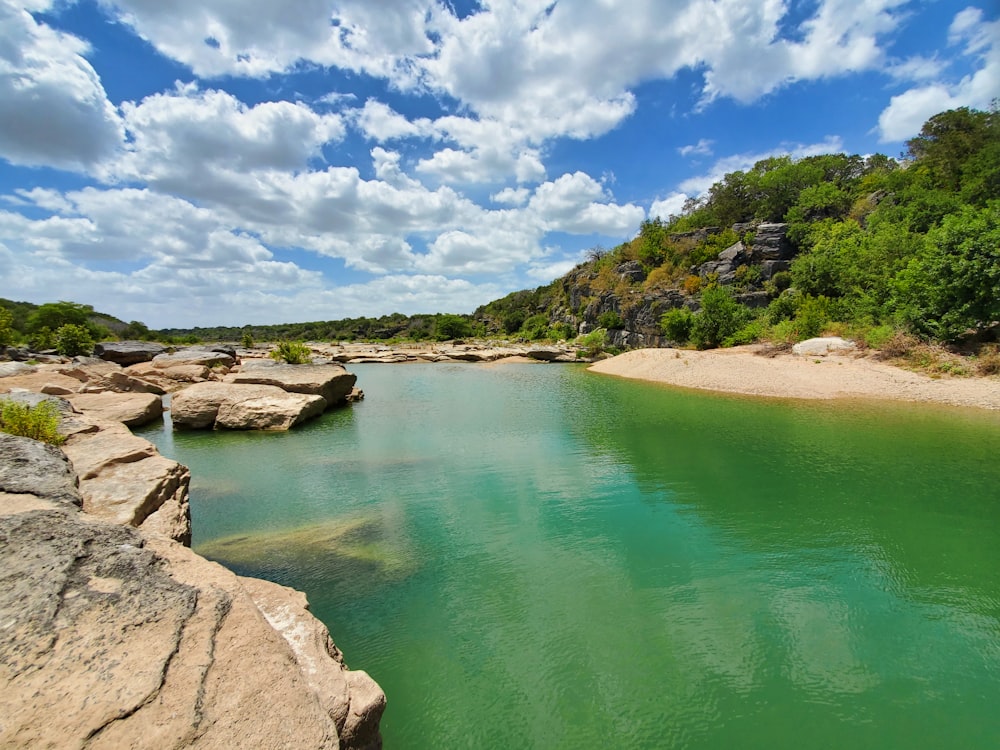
(0, 362), (36, 378)
(153, 349), (236, 370)
(241, 576), (387, 750)
(749, 222), (794, 261)
(0, 432), (81, 511)
(228, 363), (357, 406)
(216, 392), (326, 430)
(0, 507), (380, 749)
(67, 391), (163, 427)
(171, 381), (327, 430)
(792, 337), (858, 356)
(62, 418), (191, 544)
(93, 340), (168, 366)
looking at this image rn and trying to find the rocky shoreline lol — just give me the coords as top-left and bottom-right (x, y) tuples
(0, 350), (386, 748)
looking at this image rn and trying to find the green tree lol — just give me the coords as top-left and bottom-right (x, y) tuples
(691, 286), (748, 349)
(26, 301), (91, 333)
(55, 324), (94, 356)
(0, 307), (14, 347)
(660, 307), (694, 344)
(434, 314), (472, 341)
(895, 202), (1000, 341)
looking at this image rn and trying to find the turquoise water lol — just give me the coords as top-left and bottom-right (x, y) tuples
(138, 363), (1000, 749)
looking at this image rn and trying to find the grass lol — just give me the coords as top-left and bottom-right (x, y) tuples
(0, 399), (66, 445)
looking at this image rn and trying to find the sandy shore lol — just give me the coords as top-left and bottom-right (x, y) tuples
(589, 346), (1000, 411)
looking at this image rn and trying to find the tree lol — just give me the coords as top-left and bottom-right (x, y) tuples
(26, 301), (91, 333)
(896, 202), (1000, 341)
(0, 307), (14, 347)
(55, 324), (94, 356)
(434, 314), (472, 341)
(690, 285), (748, 349)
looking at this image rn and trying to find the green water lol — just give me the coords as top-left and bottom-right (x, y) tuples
(138, 363), (1000, 749)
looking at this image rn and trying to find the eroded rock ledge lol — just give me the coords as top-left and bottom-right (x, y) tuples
(0, 426), (385, 747)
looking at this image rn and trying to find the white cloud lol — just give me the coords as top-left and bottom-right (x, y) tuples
(97, 0), (439, 80)
(878, 6), (1000, 142)
(678, 139), (714, 158)
(491, 187), (530, 206)
(112, 84), (344, 183)
(0, 1), (124, 169)
(649, 193), (689, 221)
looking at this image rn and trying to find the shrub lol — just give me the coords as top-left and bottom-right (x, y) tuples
(690, 285), (748, 349)
(597, 311), (624, 329)
(0, 307), (14, 347)
(576, 329), (607, 358)
(31, 326), (56, 350)
(975, 345), (1000, 376)
(270, 340), (312, 364)
(792, 295), (830, 339)
(519, 314), (551, 340)
(55, 324), (94, 357)
(0, 399), (65, 445)
(241, 330), (255, 348)
(723, 317), (767, 347)
(434, 314), (473, 341)
(660, 307), (694, 344)
(682, 275), (703, 295)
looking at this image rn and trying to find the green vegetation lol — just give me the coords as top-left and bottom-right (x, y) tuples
(270, 340), (313, 364)
(0, 399), (66, 446)
(55, 324), (94, 357)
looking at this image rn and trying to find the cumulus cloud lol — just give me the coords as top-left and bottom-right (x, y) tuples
(96, 0), (439, 80)
(678, 139), (714, 158)
(649, 193), (689, 221)
(0, 1), (124, 169)
(878, 6), (1000, 142)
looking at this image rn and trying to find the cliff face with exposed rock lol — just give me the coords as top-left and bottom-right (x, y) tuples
(0, 385), (385, 747)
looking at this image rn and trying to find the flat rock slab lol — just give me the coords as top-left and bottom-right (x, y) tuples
(171, 381), (327, 430)
(67, 392), (163, 427)
(228, 363), (357, 406)
(153, 349), (236, 369)
(0, 507), (381, 749)
(0, 362), (37, 378)
(0, 433), (82, 510)
(94, 340), (168, 366)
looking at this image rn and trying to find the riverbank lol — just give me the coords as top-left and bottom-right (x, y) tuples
(589, 346), (1000, 410)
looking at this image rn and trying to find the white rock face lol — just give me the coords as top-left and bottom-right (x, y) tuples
(171, 381), (328, 430)
(792, 337), (858, 356)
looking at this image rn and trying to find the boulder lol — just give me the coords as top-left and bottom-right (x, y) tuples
(749, 222), (794, 261)
(792, 337), (858, 356)
(67, 392), (163, 427)
(0, 507), (383, 749)
(0, 432), (81, 511)
(228, 363), (357, 406)
(216, 392), (326, 430)
(153, 349), (236, 369)
(0, 362), (36, 378)
(62, 418), (191, 542)
(93, 340), (168, 366)
(171, 381), (328, 430)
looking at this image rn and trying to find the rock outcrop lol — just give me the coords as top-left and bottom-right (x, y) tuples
(94, 340), (168, 365)
(0, 418), (385, 749)
(67, 391), (163, 427)
(229, 361), (357, 406)
(171, 381), (327, 430)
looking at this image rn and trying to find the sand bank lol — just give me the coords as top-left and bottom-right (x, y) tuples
(588, 346), (1000, 411)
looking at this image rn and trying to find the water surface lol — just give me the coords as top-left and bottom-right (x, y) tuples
(139, 363), (1000, 749)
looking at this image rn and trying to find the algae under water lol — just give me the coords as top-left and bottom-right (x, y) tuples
(138, 363), (1000, 749)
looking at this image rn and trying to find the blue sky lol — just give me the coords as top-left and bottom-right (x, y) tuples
(1, 0), (996, 328)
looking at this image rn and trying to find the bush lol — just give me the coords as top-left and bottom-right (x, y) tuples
(0, 399), (65, 445)
(660, 307), (694, 344)
(792, 295), (830, 339)
(723, 317), (767, 347)
(576, 329), (607, 358)
(597, 311), (624, 329)
(55, 324), (94, 357)
(270, 340), (312, 364)
(976, 345), (1000, 376)
(690, 286), (748, 349)
(241, 330), (255, 348)
(519, 314), (551, 340)
(0, 307), (14, 347)
(434, 314), (473, 341)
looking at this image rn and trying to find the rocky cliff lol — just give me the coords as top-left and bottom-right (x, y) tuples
(0, 408), (385, 747)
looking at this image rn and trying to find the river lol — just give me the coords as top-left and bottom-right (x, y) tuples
(137, 362), (1000, 749)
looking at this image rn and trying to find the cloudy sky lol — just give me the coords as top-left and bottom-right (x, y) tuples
(1, 0), (996, 328)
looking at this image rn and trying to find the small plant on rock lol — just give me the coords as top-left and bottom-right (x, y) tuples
(0, 400), (65, 445)
(271, 340), (312, 364)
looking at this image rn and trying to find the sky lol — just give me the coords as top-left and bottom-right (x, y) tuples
(1, 0), (997, 329)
